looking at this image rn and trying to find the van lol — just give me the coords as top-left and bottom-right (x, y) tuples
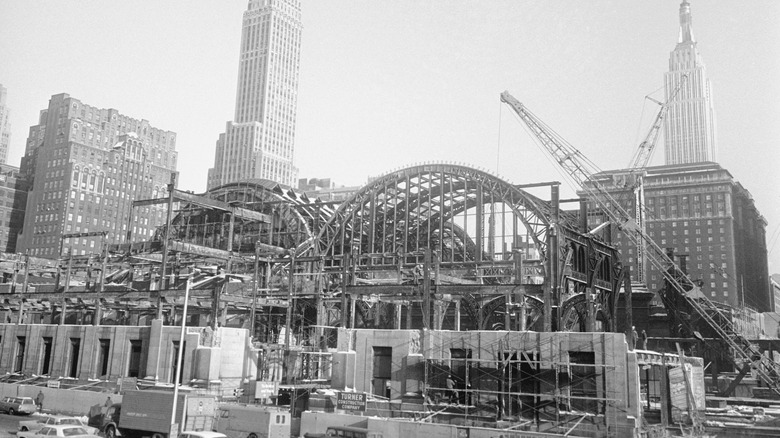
(213, 404), (290, 438)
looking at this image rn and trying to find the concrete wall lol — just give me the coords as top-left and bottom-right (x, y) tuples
(300, 411), (586, 438)
(0, 382), (123, 416)
(0, 323), (150, 380)
(334, 329), (641, 437)
(0, 323), (256, 391)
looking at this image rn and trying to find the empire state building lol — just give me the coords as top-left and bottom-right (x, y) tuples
(663, 1), (718, 165)
(208, 0), (302, 189)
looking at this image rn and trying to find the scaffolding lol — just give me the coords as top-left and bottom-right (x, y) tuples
(420, 333), (624, 437)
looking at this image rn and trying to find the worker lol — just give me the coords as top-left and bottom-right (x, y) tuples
(104, 396), (113, 408)
(446, 375), (458, 404)
(640, 330), (648, 350)
(35, 390), (44, 411)
(629, 326), (638, 350)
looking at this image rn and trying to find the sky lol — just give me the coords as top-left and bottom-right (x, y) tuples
(1, 1), (779, 271)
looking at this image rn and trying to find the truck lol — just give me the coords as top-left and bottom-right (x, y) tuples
(88, 390), (215, 438)
(213, 404), (290, 438)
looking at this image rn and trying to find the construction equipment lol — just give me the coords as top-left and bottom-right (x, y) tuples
(500, 90), (780, 397)
(623, 76), (687, 283)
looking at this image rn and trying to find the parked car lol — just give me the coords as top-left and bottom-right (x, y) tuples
(179, 432), (227, 438)
(17, 424), (100, 438)
(19, 415), (99, 434)
(0, 396), (38, 415)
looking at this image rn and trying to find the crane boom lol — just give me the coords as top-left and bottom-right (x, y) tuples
(627, 76), (686, 170)
(500, 90), (780, 397)
(623, 77), (686, 283)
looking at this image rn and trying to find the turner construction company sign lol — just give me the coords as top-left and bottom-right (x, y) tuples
(336, 391), (366, 411)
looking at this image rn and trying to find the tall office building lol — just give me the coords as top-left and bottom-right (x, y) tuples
(0, 164), (29, 253)
(588, 163), (771, 312)
(208, 0), (302, 189)
(663, 1), (718, 165)
(18, 93), (177, 258)
(0, 84), (10, 164)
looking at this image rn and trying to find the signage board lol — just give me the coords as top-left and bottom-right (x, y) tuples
(256, 298), (289, 308)
(336, 391), (366, 412)
(118, 377), (138, 393)
(255, 381), (278, 399)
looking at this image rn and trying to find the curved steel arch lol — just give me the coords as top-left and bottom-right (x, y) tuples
(311, 164), (555, 264)
(167, 179), (332, 254)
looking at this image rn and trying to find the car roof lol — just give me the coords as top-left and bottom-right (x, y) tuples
(43, 424), (88, 429)
(180, 432), (227, 438)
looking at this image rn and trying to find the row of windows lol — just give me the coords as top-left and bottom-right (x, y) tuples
(12, 334), (146, 380)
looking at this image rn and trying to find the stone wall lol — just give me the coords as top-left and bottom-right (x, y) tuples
(0, 323), (255, 390)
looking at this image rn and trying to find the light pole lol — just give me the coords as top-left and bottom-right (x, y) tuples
(170, 275), (192, 438)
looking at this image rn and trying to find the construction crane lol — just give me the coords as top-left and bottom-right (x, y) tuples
(500, 91), (780, 397)
(622, 76), (687, 284)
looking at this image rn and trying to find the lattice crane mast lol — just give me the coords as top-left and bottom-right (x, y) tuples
(500, 90), (780, 397)
(624, 76), (687, 283)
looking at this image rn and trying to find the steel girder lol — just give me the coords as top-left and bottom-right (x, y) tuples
(310, 164), (554, 265)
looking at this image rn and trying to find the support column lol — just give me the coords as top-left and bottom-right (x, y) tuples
(158, 173), (177, 320)
(341, 254), (349, 328)
(61, 252), (73, 326)
(550, 184), (560, 332)
(516, 252), (526, 331)
(660, 358), (670, 427)
(624, 271), (634, 340)
(455, 299), (461, 331)
(423, 248), (431, 329)
(94, 234), (107, 326)
(250, 247), (260, 337)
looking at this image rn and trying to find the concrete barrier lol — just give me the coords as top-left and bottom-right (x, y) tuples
(0, 383), (122, 416)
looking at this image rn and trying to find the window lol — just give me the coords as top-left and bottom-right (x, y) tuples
(14, 337), (26, 373)
(40, 337), (53, 375)
(128, 340), (143, 378)
(68, 338), (81, 378)
(372, 347), (392, 398)
(98, 339), (111, 378)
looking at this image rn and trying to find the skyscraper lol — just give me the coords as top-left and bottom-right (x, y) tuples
(663, 1), (718, 165)
(208, 0), (302, 189)
(0, 84), (10, 164)
(18, 93), (177, 258)
(589, 163), (771, 312)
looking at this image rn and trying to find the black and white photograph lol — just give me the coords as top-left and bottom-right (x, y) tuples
(0, 1), (779, 437)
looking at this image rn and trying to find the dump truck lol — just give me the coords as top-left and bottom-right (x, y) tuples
(88, 390), (211, 438)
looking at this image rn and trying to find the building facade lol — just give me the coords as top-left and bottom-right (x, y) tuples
(589, 162), (771, 312)
(208, 0), (302, 189)
(297, 177), (361, 202)
(18, 93), (177, 258)
(663, 0), (718, 165)
(0, 84), (10, 164)
(0, 164), (29, 253)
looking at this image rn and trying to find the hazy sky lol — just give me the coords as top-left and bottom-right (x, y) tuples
(1, 1), (779, 271)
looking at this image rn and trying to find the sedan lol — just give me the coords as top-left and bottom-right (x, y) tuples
(18, 424), (100, 438)
(19, 415), (99, 434)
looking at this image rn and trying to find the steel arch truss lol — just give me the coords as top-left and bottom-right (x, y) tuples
(166, 179), (335, 256)
(312, 164), (554, 268)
